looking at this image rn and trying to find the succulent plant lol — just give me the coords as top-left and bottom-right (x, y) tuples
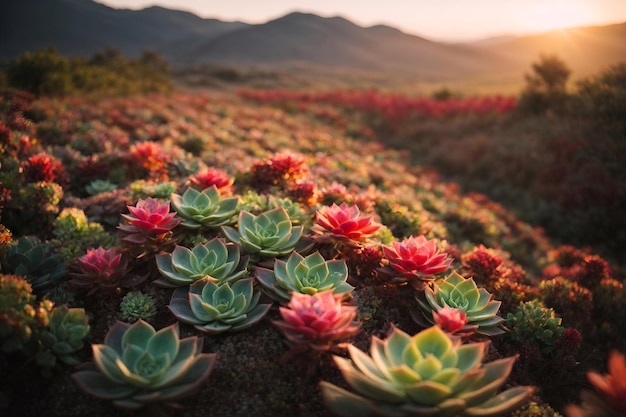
(37, 305), (90, 371)
(85, 179), (117, 196)
(565, 350), (626, 417)
(154, 238), (249, 288)
(312, 202), (380, 245)
(413, 271), (506, 337)
(273, 291), (361, 354)
(129, 180), (178, 200)
(52, 207), (115, 262)
(321, 325), (534, 417)
(119, 291), (157, 323)
(255, 251), (354, 304)
(71, 320), (216, 410)
(504, 299), (565, 355)
(168, 277), (271, 335)
(267, 195), (310, 226)
(118, 197), (181, 242)
(170, 185), (239, 229)
(187, 168), (235, 195)
(5, 236), (66, 292)
(380, 235), (453, 289)
(68, 246), (129, 294)
(221, 207), (304, 259)
(118, 197), (181, 255)
(0, 274), (53, 354)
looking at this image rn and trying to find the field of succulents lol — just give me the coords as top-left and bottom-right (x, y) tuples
(1, 87), (624, 417)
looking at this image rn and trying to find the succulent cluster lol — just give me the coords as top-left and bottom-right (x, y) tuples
(321, 325), (534, 417)
(413, 271), (506, 337)
(4, 236), (66, 292)
(37, 305), (90, 372)
(0, 274), (52, 354)
(119, 291), (157, 323)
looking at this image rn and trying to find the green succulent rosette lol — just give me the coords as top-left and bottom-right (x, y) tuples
(256, 251), (354, 303)
(38, 305), (90, 369)
(154, 238), (249, 288)
(221, 207), (304, 259)
(168, 277), (271, 335)
(413, 271), (506, 337)
(171, 185), (239, 229)
(71, 320), (216, 410)
(321, 325), (534, 417)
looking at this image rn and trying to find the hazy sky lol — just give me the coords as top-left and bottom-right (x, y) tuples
(96, 0), (626, 42)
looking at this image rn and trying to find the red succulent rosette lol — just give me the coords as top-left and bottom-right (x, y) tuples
(379, 235), (452, 288)
(312, 202), (379, 245)
(273, 291), (361, 352)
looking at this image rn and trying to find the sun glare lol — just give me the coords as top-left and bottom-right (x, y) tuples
(522, 2), (591, 33)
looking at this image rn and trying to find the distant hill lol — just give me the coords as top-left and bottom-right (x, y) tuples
(168, 12), (512, 79)
(0, 0), (247, 59)
(1, 0), (624, 85)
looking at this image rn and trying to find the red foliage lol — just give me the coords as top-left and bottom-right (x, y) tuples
(238, 88), (517, 125)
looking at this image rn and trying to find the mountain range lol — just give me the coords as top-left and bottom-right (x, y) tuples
(2, 0), (625, 83)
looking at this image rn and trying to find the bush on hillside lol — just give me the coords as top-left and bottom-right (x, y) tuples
(5, 47), (171, 97)
(575, 62), (626, 136)
(518, 54), (572, 115)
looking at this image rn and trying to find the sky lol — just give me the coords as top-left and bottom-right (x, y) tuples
(96, 0), (626, 42)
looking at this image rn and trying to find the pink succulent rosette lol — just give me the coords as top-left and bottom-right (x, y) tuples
(119, 197), (181, 236)
(312, 202), (380, 245)
(380, 235), (452, 288)
(68, 247), (128, 293)
(273, 291), (361, 352)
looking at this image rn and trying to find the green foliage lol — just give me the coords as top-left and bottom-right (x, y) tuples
(71, 320), (216, 410)
(4, 47), (172, 97)
(4, 237), (66, 292)
(505, 300), (565, 355)
(6, 47), (74, 96)
(575, 62), (626, 136)
(375, 200), (422, 238)
(129, 179), (177, 200)
(85, 179), (117, 196)
(119, 291), (157, 323)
